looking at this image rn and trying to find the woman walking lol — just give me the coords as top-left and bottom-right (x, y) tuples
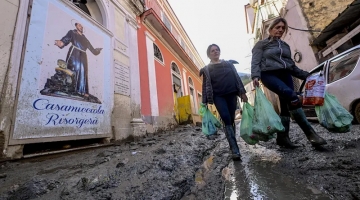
(200, 44), (248, 160)
(251, 18), (326, 148)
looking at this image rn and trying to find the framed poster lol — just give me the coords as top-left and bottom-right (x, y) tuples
(12, 0), (113, 141)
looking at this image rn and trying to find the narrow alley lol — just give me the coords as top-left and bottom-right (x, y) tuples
(1, 0), (360, 199)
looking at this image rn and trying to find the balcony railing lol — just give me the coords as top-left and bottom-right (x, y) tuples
(253, 0), (283, 42)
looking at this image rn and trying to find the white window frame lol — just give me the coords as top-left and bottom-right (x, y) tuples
(161, 11), (172, 32)
(153, 43), (164, 65)
(171, 62), (183, 98)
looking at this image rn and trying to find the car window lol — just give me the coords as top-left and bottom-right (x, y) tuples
(328, 48), (360, 84)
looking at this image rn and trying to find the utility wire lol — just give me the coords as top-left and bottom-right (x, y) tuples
(288, 2), (360, 34)
(288, 26), (321, 32)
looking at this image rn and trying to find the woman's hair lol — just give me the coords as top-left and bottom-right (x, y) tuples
(206, 44), (220, 58)
(268, 18), (288, 35)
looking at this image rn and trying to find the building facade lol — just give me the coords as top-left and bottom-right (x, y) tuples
(0, 0), (204, 159)
(0, 0), (144, 158)
(138, 0), (205, 130)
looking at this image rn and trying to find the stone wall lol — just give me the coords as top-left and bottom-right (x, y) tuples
(298, 0), (354, 37)
(111, 2), (144, 141)
(0, 0), (19, 101)
(0, 0), (20, 159)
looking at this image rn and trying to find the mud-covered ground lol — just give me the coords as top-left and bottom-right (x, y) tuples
(0, 122), (359, 200)
(0, 126), (232, 200)
(248, 122), (360, 199)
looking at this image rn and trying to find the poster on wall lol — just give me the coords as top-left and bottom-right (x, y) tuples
(12, 0), (113, 140)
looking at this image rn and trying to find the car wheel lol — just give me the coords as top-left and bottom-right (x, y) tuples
(355, 102), (360, 124)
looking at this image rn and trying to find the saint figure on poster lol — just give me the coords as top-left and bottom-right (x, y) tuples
(54, 22), (102, 96)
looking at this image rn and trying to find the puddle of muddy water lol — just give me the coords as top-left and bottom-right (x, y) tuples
(195, 155), (214, 186)
(224, 159), (332, 200)
(223, 122), (332, 200)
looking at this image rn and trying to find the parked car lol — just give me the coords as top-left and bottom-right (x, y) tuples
(299, 45), (360, 123)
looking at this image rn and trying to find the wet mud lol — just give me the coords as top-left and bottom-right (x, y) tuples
(238, 122), (360, 200)
(0, 122), (359, 200)
(0, 126), (231, 200)
(225, 140), (331, 200)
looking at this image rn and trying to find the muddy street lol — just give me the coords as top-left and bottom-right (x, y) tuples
(0, 123), (359, 200)
(225, 122), (360, 200)
(246, 122), (360, 200)
(0, 126), (231, 200)
(2, 0), (360, 200)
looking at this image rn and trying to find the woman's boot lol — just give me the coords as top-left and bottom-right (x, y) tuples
(276, 116), (298, 149)
(224, 125), (241, 160)
(289, 108), (327, 146)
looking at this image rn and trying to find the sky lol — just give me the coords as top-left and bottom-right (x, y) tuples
(168, 0), (254, 73)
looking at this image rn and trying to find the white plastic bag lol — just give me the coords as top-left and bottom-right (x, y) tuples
(303, 71), (325, 106)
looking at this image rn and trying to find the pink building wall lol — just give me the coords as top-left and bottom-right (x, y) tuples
(283, 0), (319, 72)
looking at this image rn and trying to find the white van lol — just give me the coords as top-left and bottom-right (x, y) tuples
(300, 45), (360, 123)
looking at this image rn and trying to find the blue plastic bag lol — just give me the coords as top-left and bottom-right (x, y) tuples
(199, 103), (222, 136)
(240, 102), (259, 145)
(252, 88), (284, 141)
(315, 93), (353, 133)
